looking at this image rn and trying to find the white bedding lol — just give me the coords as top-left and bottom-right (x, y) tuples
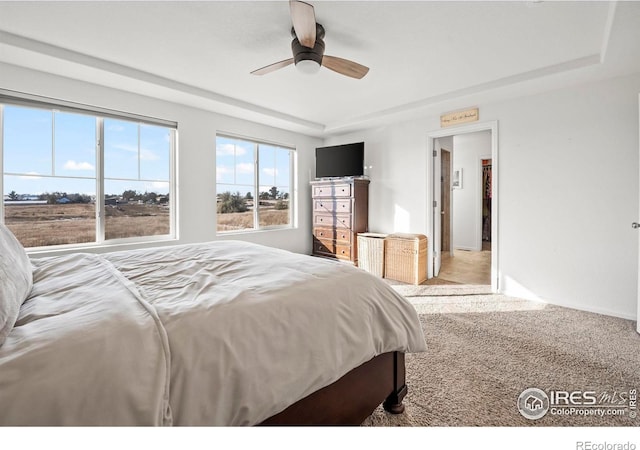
(0, 240), (426, 426)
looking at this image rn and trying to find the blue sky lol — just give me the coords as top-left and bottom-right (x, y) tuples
(3, 105), (171, 197)
(216, 135), (291, 197)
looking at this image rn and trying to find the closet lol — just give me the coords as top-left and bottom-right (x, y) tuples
(482, 159), (492, 245)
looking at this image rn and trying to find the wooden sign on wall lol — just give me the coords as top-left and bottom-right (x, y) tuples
(440, 108), (479, 127)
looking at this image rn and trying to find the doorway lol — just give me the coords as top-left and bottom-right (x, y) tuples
(427, 121), (498, 291)
(441, 149), (451, 255)
(481, 158), (492, 251)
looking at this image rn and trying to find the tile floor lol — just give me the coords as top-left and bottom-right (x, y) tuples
(431, 243), (491, 285)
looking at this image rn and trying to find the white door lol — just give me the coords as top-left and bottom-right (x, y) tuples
(433, 139), (442, 277)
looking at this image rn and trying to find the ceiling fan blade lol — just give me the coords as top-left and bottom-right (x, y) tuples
(290, 0), (316, 48)
(250, 58), (294, 76)
(322, 55), (369, 79)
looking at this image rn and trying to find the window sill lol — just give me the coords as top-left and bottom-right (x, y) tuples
(27, 235), (178, 258)
(216, 226), (296, 237)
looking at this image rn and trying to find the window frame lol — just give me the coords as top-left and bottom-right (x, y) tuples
(0, 92), (178, 250)
(216, 133), (295, 234)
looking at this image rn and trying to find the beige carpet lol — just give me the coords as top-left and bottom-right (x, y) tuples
(387, 281), (493, 297)
(363, 290), (640, 427)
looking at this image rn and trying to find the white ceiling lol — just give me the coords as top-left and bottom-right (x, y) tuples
(1, 1), (639, 137)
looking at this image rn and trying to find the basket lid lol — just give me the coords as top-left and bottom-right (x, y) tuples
(358, 232), (388, 239)
(386, 233), (427, 241)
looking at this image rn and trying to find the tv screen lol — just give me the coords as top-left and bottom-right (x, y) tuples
(315, 142), (364, 179)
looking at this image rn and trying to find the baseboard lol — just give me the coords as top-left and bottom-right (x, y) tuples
(499, 287), (636, 321)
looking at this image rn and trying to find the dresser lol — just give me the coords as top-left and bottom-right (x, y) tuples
(311, 178), (369, 264)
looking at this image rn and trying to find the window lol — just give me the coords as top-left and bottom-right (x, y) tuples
(103, 119), (172, 240)
(1, 97), (176, 248)
(216, 135), (293, 233)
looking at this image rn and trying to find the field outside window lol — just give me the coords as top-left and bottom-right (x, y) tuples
(1, 101), (175, 248)
(104, 119), (171, 240)
(216, 135), (293, 233)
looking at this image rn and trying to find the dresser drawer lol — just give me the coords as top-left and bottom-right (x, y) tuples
(313, 238), (352, 261)
(313, 199), (352, 213)
(334, 214), (352, 229)
(312, 183), (352, 198)
(334, 244), (351, 260)
(334, 229), (352, 244)
(314, 213), (352, 228)
(313, 237), (335, 256)
(313, 227), (333, 241)
(313, 214), (333, 227)
(313, 227), (352, 244)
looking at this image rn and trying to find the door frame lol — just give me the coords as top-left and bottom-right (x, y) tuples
(426, 120), (499, 292)
(433, 138), (442, 276)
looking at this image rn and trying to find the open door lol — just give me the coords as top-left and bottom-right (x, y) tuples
(427, 121), (498, 289)
(433, 139), (442, 277)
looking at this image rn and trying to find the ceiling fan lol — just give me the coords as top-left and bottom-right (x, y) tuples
(251, 0), (369, 79)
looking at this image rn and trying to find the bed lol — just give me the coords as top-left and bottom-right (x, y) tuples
(0, 224), (426, 426)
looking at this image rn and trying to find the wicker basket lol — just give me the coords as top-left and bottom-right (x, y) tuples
(384, 233), (428, 285)
(357, 233), (387, 277)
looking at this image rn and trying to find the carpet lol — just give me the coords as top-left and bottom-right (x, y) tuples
(363, 290), (640, 427)
(386, 281), (493, 297)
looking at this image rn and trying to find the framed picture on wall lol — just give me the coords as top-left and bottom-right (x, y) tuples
(452, 168), (463, 189)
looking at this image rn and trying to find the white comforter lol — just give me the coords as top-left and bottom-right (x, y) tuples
(0, 240), (426, 426)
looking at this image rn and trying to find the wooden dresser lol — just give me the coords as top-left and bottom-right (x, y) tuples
(311, 178), (369, 264)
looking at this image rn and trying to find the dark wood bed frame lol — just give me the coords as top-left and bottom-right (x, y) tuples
(259, 351), (407, 425)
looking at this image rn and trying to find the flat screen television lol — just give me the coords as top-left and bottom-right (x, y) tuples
(315, 142), (364, 179)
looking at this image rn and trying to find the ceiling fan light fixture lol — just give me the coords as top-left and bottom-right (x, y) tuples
(250, 1), (369, 79)
(295, 59), (321, 74)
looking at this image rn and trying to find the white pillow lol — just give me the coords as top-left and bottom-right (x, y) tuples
(0, 224), (33, 347)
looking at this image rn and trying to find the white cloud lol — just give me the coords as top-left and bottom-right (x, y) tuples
(216, 165), (232, 182)
(109, 144), (159, 161)
(140, 148), (158, 161)
(236, 163), (254, 174)
(217, 143), (246, 156)
(64, 160), (95, 171)
(262, 167), (278, 178)
(113, 143), (138, 153)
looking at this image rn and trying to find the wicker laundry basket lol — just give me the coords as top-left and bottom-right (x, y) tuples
(357, 233), (388, 277)
(384, 233), (428, 285)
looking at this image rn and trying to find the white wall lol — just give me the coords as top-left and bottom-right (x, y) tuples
(452, 131), (491, 251)
(334, 121), (432, 235)
(0, 63), (322, 256)
(3, 62), (639, 320)
(325, 72), (640, 320)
